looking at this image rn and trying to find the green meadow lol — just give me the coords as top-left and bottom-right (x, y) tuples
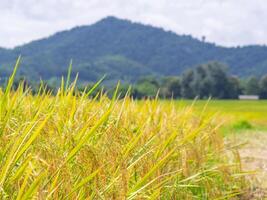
(174, 100), (267, 133)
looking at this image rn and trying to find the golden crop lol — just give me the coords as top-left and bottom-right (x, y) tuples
(0, 60), (246, 199)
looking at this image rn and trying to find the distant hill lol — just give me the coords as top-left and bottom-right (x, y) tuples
(1, 16), (267, 83)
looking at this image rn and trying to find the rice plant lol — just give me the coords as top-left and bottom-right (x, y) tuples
(0, 60), (246, 199)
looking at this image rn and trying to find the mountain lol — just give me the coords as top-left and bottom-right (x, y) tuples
(0, 16), (267, 84)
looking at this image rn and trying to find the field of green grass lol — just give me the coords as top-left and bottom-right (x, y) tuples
(173, 100), (267, 134)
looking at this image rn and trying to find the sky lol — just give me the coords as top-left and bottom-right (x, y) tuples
(1, 0), (267, 48)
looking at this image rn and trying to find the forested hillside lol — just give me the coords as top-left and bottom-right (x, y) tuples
(0, 16), (267, 83)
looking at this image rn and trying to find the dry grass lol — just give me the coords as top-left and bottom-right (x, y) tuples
(228, 131), (267, 199)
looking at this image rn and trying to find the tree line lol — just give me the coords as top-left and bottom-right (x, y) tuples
(9, 61), (267, 99)
(129, 61), (267, 99)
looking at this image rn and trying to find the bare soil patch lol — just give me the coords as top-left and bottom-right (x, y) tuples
(229, 131), (267, 199)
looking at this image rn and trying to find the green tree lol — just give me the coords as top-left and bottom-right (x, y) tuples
(203, 62), (230, 99)
(161, 76), (181, 98)
(133, 77), (159, 99)
(225, 76), (242, 99)
(244, 76), (260, 95)
(181, 62), (233, 99)
(259, 75), (267, 99)
(181, 69), (195, 98)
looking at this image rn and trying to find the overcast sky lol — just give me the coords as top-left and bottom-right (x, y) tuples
(1, 0), (267, 48)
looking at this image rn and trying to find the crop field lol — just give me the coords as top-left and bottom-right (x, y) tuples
(1, 63), (266, 199)
(0, 66), (251, 199)
(172, 100), (267, 134)
(178, 100), (267, 198)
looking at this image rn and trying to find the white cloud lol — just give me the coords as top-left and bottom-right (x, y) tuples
(1, 0), (267, 48)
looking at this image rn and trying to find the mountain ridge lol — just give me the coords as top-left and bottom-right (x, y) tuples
(4, 16), (267, 50)
(0, 16), (267, 83)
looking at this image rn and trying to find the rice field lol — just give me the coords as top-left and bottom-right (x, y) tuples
(174, 100), (267, 134)
(0, 62), (248, 199)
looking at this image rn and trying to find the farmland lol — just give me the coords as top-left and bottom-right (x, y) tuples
(0, 64), (266, 199)
(1, 2), (267, 199)
(0, 73), (249, 199)
(175, 100), (267, 134)
(179, 100), (267, 198)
